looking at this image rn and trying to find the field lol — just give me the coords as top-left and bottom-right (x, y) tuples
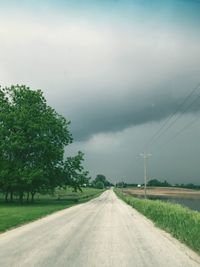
(121, 187), (200, 199)
(115, 189), (200, 254)
(0, 187), (104, 233)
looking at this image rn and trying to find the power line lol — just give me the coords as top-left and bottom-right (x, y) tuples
(136, 83), (200, 187)
(160, 114), (200, 150)
(144, 83), (200, 149)
(150, 92), (200, 148)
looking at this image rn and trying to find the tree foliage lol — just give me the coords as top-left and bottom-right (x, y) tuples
(147, 179), (171, 187)
(63, 151), (90, 192)
(92, 174), (112, 188)
(95, 181), (104, 189)
(0, 85), (89, 202)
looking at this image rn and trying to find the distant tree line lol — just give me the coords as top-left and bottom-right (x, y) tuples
(116, 182), (138, 188)
(174, 183), (200, 190)
(147, 179), (200, 189)
(147, 179), (171, 187)
(91, 174), (113, 189)
(115, 179), (200, 189)
(0, 85), (90, 203)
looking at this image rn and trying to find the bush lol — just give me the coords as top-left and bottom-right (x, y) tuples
(95, 181), (104, 189)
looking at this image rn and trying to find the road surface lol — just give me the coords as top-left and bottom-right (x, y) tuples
(0, 190), (200, 267)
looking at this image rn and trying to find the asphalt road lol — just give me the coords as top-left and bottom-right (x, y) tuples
(0, 190), (200, 267)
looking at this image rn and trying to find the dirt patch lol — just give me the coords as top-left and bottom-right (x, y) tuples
(122, 187), (200, 199)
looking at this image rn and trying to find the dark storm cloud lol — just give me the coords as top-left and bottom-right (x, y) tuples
(70, 91), (177, 140)
(1, 3), (200, 143)
(1, 11), (200, 142)
(1, 0), (200, 184)
(65, 83), (200, 141)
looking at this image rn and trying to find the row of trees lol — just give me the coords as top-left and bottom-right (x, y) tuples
(174, 183), (200, 190)
(116, 179), (200, 189)
(115, 182), (138, 188)
(147, 179), (200, 189)
(0, 85), (90, 202)
(91, 174), (113, 189)
(147, 179), (171, 187)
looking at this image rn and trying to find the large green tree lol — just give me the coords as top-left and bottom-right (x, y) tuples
(0, 85), (81, 202)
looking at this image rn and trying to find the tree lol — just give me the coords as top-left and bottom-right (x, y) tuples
(95, 181), (104, 189)
(92, 174), (112, 188)
(116, 181), (127, 188)
(0, 86), (17, 201)
(63, 151), (90, 192)
(147, 179), (171, 187)
(0, 85), (73, 202)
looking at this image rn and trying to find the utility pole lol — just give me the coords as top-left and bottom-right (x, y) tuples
(139, 152), (152, 199)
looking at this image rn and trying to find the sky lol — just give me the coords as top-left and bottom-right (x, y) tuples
(1, 0), (200, 184)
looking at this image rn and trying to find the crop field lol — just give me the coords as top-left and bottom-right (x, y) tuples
(0, 188), (104, 233)
(115, 189), (200, 254)
(122, 187), (200, 199)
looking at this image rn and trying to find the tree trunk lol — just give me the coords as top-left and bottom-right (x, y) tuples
(10, 191), (13, 202)
(31, 191), (36, 203)
(5, 191), (8, 202)
(26, 192), (30, 202)
(19, 192), (24, 204)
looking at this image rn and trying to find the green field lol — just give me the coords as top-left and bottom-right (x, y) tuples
(0, 188), (104, 233)
(115, 189), (200, 254)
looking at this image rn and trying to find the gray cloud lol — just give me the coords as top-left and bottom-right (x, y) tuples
(1, 3), (200, 183)
(70, 83), (200, 141)
(70, 91), (176, 140)
(1, 11), (200, 143)
(67, 114), (200, 184)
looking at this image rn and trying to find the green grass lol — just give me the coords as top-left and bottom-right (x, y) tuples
(0, 188), (104, 233)
(115, 189), (200, 254)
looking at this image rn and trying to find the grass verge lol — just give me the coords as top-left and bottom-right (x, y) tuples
(0, 188), (104, 233)
(115, 189), (200, 254)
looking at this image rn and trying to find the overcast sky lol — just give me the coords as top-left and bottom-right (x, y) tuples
(1, 0), (200, 184)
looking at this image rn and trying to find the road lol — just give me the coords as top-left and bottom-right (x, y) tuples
(0, 190), (200, 267)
